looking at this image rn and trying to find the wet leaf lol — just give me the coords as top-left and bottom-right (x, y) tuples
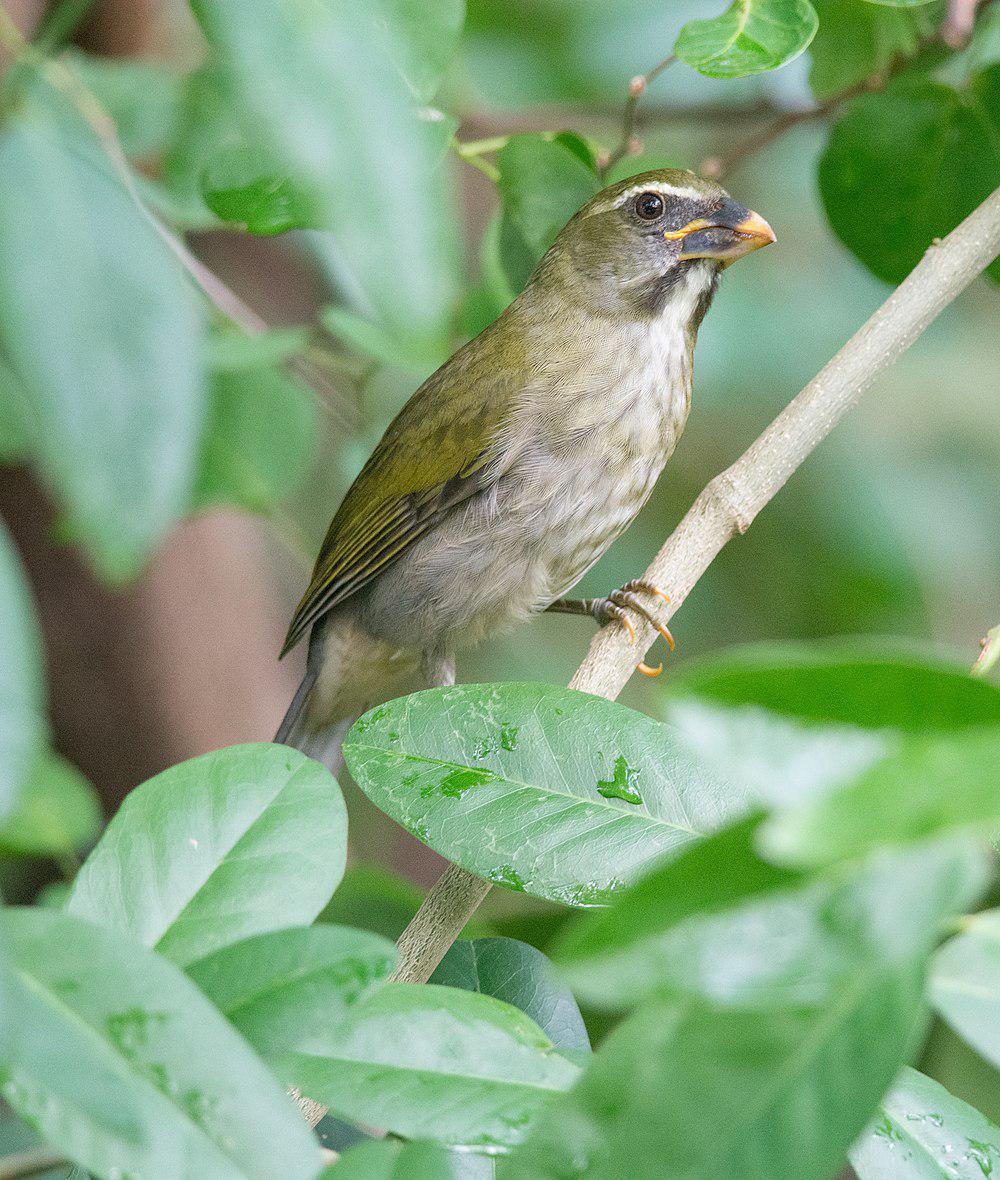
(675, 0), (819, 79)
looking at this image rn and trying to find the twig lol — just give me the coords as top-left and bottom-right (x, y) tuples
(0, 1150), (69, 1180)
(942, 0), (982, 47)
(600, 54), (676, 179)
(972, 625), (1000, 678)
(379, 189), (1000, 1007)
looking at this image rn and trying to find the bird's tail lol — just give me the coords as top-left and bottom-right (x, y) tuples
(274, 612), (419, 777)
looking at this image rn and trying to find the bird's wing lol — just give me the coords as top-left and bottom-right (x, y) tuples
(281, 345), (522, 656)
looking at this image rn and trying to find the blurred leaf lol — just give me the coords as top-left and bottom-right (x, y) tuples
(0, 99), (205, 581)
(188, 925), (396, 1057)
(193, 356), (317, 514)
(932, 909), (1000, 1070)
(204, 326), (310, 371)
(496, 135), (599, 282)
(510, 839), (987, 1180)
(200, 143), (318, 234)
(809, 0), (940, 99)
(317, 864), (422, 940)
(191, 0), (460, 358)
(0, 1108), (77, 1178)
(819, 69), (1000, 285)
(380, 0), (466, 102)
(323, 306), (434, 372)
(67, 743), (346, 966)
(850, 1066), (1000, 1179)
(0, 752), (101, 858)
(0, 523), (45, 817)
(1, 907), (321, 1179)
(329, 1139), (466, 1178)
(343, 683), (747, 906)
(161, 64), (234, 227)
(762, 726), (1000, 866)
(555, 815), (807, 1008)
(278, 982), (579, 1148)
(64, 51), (183, 158)
(431, 936), (590, 1051)
(675, 0), (819, 78)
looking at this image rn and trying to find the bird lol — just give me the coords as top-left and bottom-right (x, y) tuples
(276, 168), (774, 769)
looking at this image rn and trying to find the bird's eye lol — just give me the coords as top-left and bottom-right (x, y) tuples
(633, 191), (665, 221)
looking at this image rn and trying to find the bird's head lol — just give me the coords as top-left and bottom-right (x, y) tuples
(538, 168), (774, 319)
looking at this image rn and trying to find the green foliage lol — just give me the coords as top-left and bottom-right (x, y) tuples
(344, 682), (746, 905)
(1, 907), (322, 1179)
(66, 743), (347, 965)
(431, 936), (590, 1051)
(850, 1066), (1000, 1179)
(329, 1139), (464, 1179)
(675, 0), (820, 78)
(932, 909), (1000, 1069)
(200, 144), (318, 234)
(0, 524), (45, 817)
(0, 97), (204, 581)
(279, 982), (578, 1147)
(0, 752), (101, 858)
(820, 69), (1000, 284)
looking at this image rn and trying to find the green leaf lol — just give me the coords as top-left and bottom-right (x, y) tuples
(1, 907), (321, 1179)
(431, 937), (590, 1052)
(0, 98), (205, 581)
(193, 356), (317, 514)
(0, 523), (46, 816)
(819, 69), (1000, 286)
(496, 135), (599, 284)
(808, 0), (940, 100)
(191, 0), (460, 358)
(200, 143), (318, 234)
(556, 815), (808, 1008)
(280, 983), (578, 1148)
(675, 0), (819, 79)
(317, 864), (423, 941)
(932, 909), (1000, 1070)
(511, 839), (987, 1180)
(762, 725), (1000, 867)
(850, 1067), (1000, 1179)
(188, 925), (396, 1057)
(66, 743), (346, 966)
(343, 683), (747, 906)
(329, 1139), (465, 1179)
(380, 0), (466, 103)
(0, 752), (101, 857)
(204, 326), (310, 372)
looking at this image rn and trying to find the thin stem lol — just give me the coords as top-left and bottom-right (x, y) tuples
(972, 625), (1000, 678)
(0, 1150), (69, 1180)
(942, 0), (983, 46)
(600, 53), (676, 180)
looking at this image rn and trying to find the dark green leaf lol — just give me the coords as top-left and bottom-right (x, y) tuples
(200, 143), (318, 234)
(193, 358), (316, 514)
(819, 70), (1000, 285)
(188, 925), (396, 1057)
(431, 937), (590, 1051)
(0, 752), (101, 857)
(1, 907), (321, 1178)
(556, 815), (807, 1007)
(0, 523), (45, 816)
(191, 0), (460, 358)
(510, 839), (986, 1180)
(343, 683), (747, 906)
(932, 909), (1000, 1069)
(762, 726), (1000, 866)
(278, 983), (579, 1148)
(808, 0), (939, 100)
(0, 98), (204, 581)
(675, 0), (819, 78)
(67, 743), (346, 965)
(850, 1067), (1000, 1179)
(496, 135), (599, 281)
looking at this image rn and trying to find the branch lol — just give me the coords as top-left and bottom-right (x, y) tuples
(382, 188), (1000, 1002)
(942, 0), (982, 47)
(599, 54), (676, 180)
(0, 1150), (69, 1180)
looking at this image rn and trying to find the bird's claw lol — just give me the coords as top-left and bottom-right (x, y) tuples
(591, 580), (675, 676)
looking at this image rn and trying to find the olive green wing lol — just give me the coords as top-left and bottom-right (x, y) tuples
(281, 355), (518, 656)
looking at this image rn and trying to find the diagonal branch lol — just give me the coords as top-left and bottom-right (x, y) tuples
(379, 186), (1000, 1012)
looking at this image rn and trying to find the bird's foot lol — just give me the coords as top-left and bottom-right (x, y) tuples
(590, 580), (674, 677)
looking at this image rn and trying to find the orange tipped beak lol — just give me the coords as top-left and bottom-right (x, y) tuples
(669, 202), (775, 266)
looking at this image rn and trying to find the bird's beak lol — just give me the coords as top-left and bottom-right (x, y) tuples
(666, 200), (775, 266)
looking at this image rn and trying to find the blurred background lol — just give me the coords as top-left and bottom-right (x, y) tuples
(0, 0), (996, 1040)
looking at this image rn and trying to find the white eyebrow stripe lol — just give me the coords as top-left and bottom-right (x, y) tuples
(586, 180), (707, 216)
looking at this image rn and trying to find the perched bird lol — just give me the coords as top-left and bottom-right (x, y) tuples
(277, 168), (773, 767)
